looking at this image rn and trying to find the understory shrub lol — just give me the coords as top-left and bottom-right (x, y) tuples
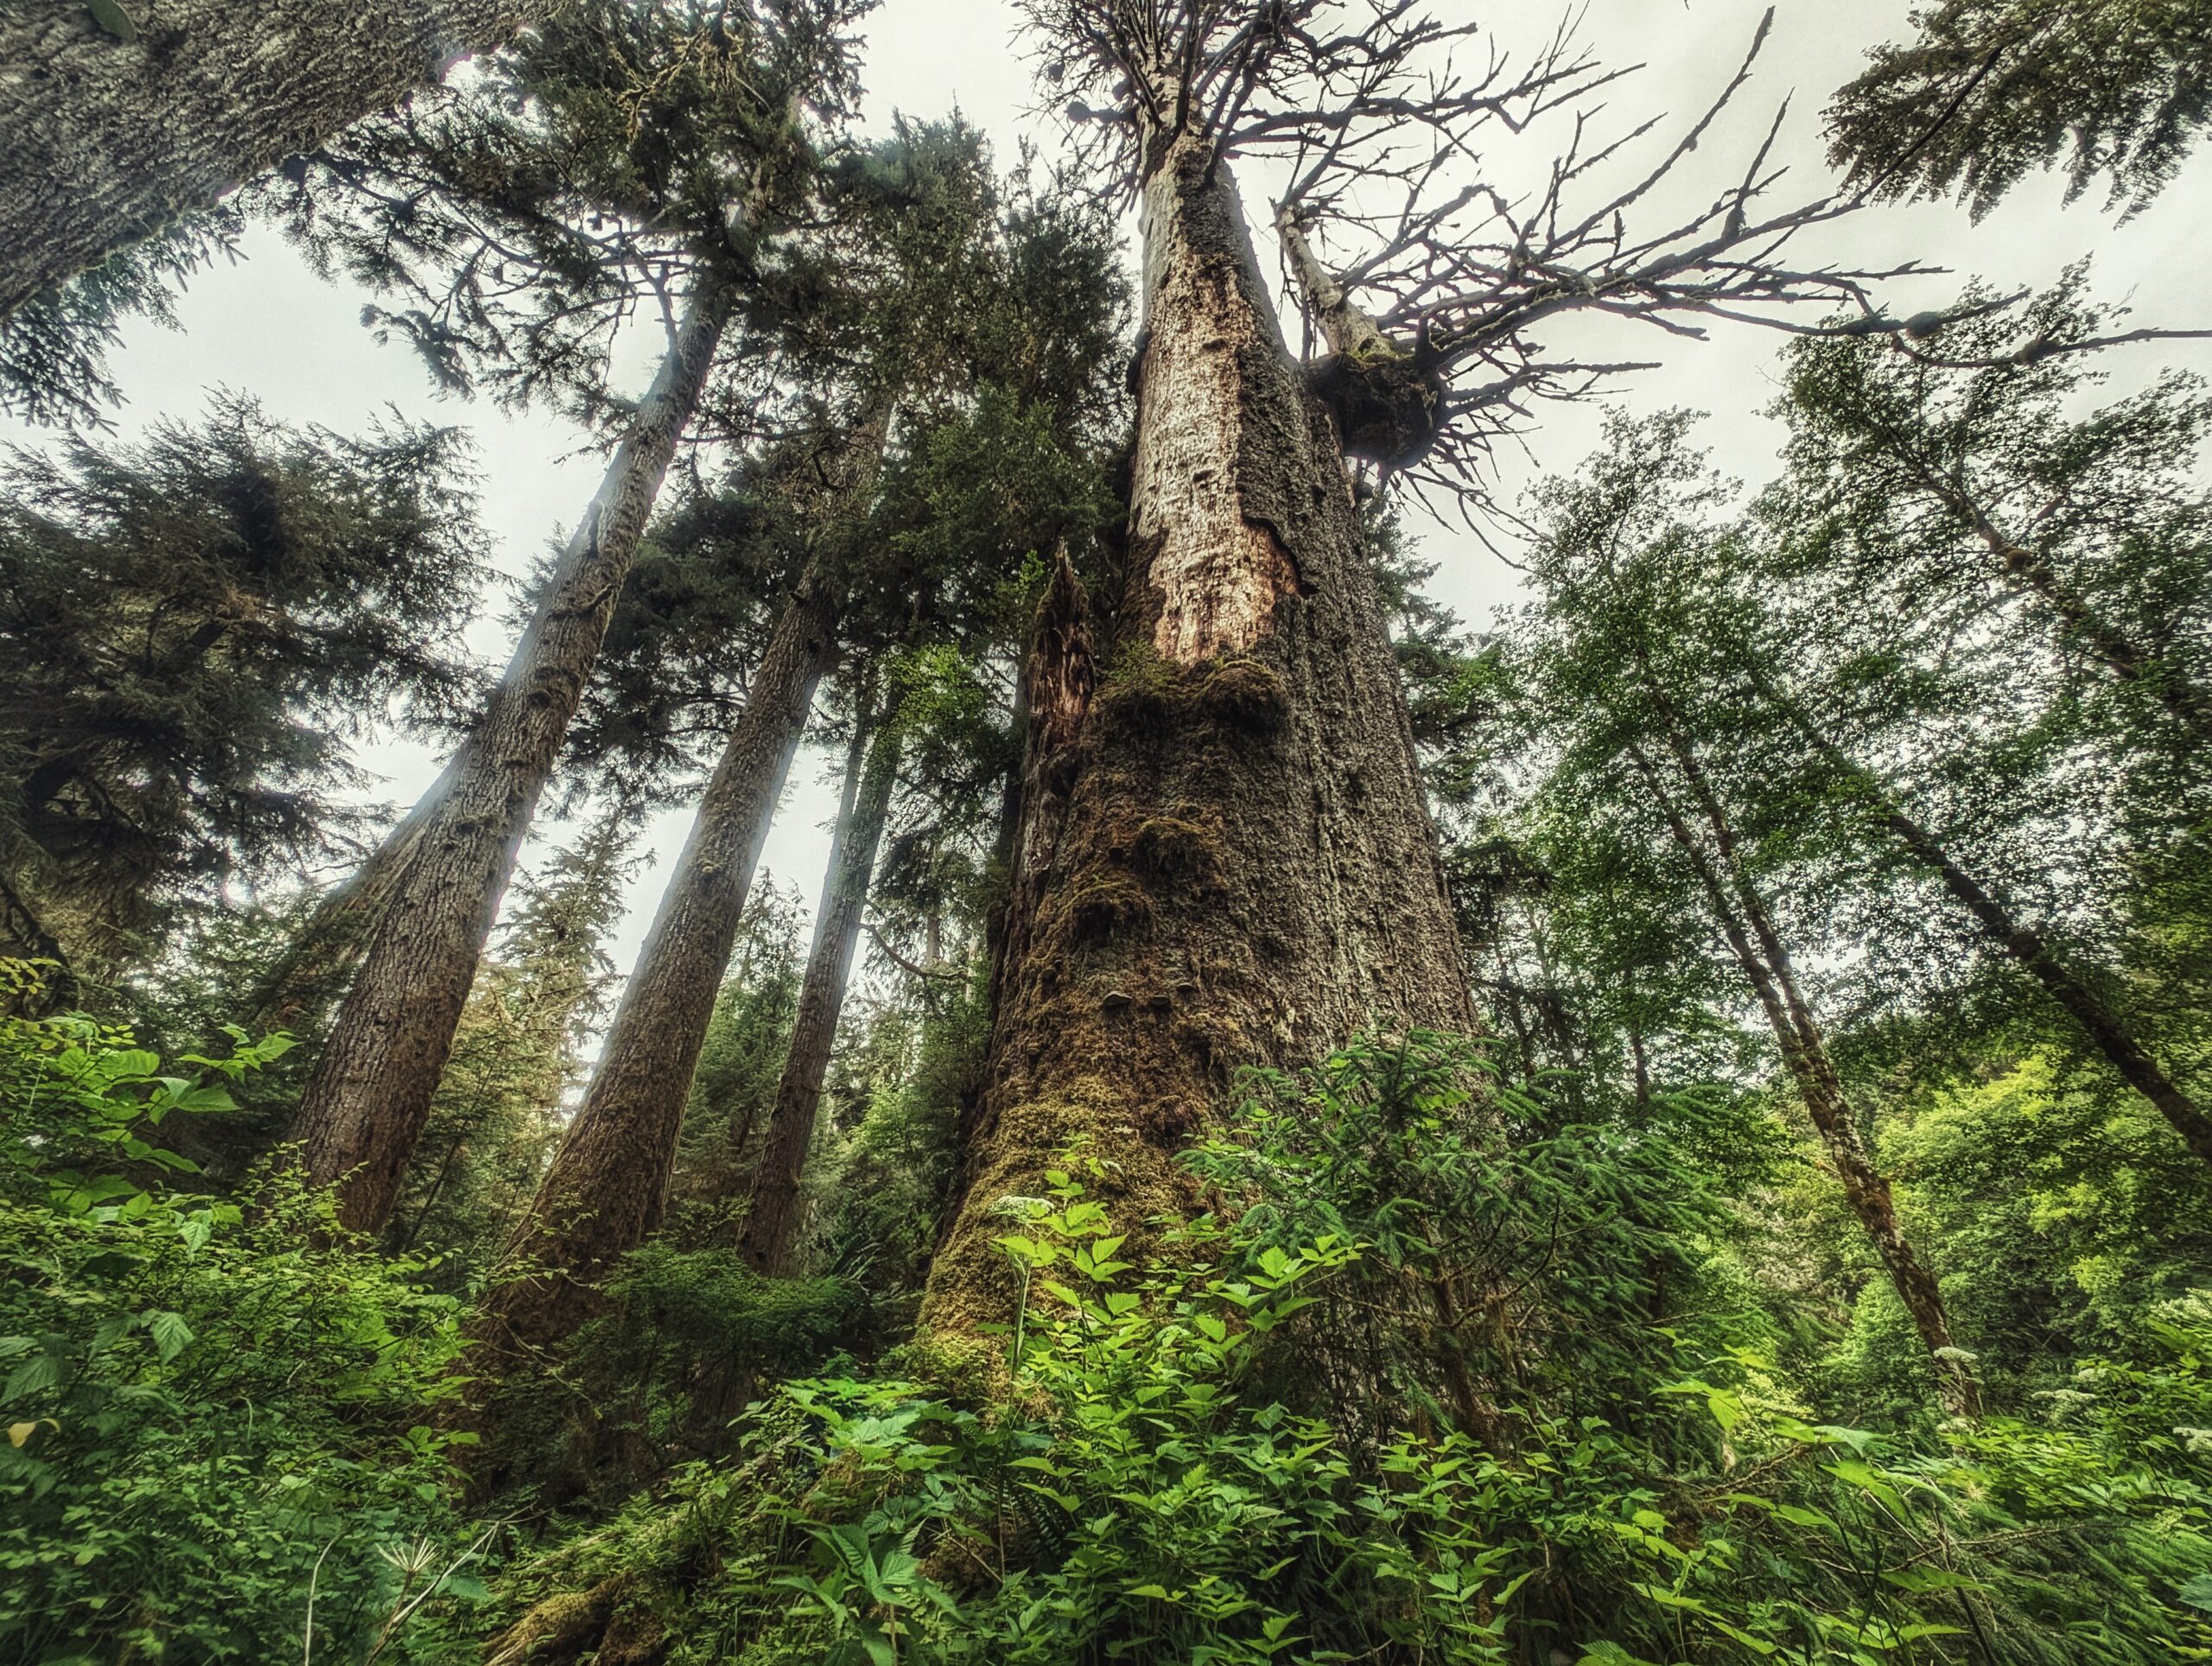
(0, 1000), (485, 1663)
(484, 1035), (2212, 1664)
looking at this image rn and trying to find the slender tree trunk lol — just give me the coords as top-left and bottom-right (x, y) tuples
(1880, 430), (2212, 742)
(1888, 798), (2212, 1165)
(472, 577), (838, 1364)
(919, 130), (1472, 1356)
(1625, 741), (1979, 1414)
(0, 0), (553, 317)
(284, 281), (732, 1232)
(739, 713), (899, 1276)
(1769, 690), (2212, 1167)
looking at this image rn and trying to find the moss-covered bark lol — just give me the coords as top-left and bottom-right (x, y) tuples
(920, 132), (1471, 1364)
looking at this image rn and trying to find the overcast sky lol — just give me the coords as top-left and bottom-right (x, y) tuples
(7, 0), (2209, 1009)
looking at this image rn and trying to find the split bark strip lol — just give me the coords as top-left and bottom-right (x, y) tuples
(0, 0), (554, 318)
(738, 710), (900, 1276)
(1624, 740), (1979, 1415)
(285, 280), (734, 1233)
(1765, 687), (2212, 1168)
(920, 118), (1471, 1355)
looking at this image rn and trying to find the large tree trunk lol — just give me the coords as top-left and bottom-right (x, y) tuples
(918, 132), (1472, 1357)
(471, 576), (837, 1364)
(739, 712), (899, 1275)
(284, 282), (731, 1233)
(0, 0), (551, 317)
(1626, 741), (1979, 1415)
(244, 754), (460, 1039)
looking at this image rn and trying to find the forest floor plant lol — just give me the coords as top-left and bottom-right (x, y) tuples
(479, 1036), (2212, 1665)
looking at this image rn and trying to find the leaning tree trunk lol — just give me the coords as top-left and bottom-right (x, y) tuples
(739, 713), (899, 1276)
(1779, 703), (2212, 1168)
(471, 576), (838, 1367)
(284, 281), (732, 1233)
(1885, 800), (2212, 1167)
(0, 0), (552, 317)
(1626, 741), (1979, 1415)
(245, 753), (460, 1039)
(918, 130), (1472, 1357)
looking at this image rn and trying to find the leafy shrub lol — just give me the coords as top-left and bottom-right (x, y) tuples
(482, 1033), (2212, 1665)
(0, 1000), (483, 1663)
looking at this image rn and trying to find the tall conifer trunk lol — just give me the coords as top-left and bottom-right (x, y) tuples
(469, 407), (893, 1365)
(285, 283), (732, 1232)
(473, 578), (837, 1362)
(739, 712), (899, 1275)
(920, 131), (1471, 1351)
(0, 0), (551, 317)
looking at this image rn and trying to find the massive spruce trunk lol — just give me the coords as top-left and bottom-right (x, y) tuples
(472, 577), (837, 1363)
(1626, 741), (1979, 1415)
(739, 713), (899, 1276)
(918, 132), (1472, 1354)
(0, 0), (551, 317)
(284, 283), (731, 1232)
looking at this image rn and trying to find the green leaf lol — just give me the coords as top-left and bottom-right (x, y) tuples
(143, 1310), (195, 1361)
(86, 0), (136, 37)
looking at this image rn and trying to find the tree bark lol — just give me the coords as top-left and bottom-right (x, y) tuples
(738, 711), (899, 1276)
(244, 754), (460, 1039)
(0, 0), (553, 318)
(472, 575), (838, 1363)
(284, 281), (732, 1233)
(918, 130), (1472, 1357)
(1625, 741), (1979, 1415)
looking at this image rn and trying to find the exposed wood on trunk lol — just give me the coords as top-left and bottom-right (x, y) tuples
(284, 281), (733, 1233)
(921, 128), (1472, 1361)
(0, 0), (552, 318)
(1624, 740), (1979, 1415)
(738, 712), (900, 1276)
(1133, 137), (1303, 668)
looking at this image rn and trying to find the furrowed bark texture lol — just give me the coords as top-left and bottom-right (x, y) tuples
(920, 134), (1472, 1358)
(285, 284), (731, 1233)
(738, 715), (899, 1276)
(1628, 741), (1978, 1415)
(0, 0), (550, 317)
(245, 755), (458, 1039)
(474, 577), (837, 1364)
